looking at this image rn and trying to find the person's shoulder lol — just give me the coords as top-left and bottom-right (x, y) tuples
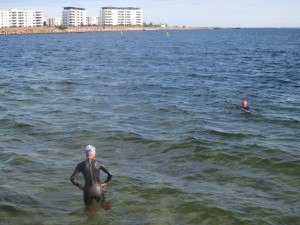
(94, 159), (102, 164)
(77, 160), (86, 167)
(94, 159), (104, 167)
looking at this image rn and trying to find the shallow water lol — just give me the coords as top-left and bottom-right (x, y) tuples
(0, 29), (300, 225)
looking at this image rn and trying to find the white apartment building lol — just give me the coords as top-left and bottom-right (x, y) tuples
(86, 16), (99, 26)
(100, 7), (143, 26)
(0, 9), (43, 28)
(62, 7), (87, 26)
(47, 18), (62, 27)
(0, 10), (10, 27)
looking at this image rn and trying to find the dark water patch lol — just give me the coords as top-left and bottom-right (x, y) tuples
(0, 204), (26, 216)
(242, 205), (299, 225)
(56, 79), (82, 87)
(267, 159), (300, 176)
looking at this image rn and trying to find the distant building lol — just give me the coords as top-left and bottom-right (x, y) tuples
(86, 16), (99, 26)
(0, 9), (43, 28)
(62, 7), (87, 26)
(0, 10), (9, 27)
(100, 7), (143, 26)
(47, 18), (62, 26)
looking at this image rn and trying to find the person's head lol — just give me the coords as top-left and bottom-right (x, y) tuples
(85, 145), (96, 159)
(242, 99), (248, 109)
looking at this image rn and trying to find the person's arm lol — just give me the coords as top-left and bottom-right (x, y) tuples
(100, 165), (113, 189)
(70, 164), (84, 190)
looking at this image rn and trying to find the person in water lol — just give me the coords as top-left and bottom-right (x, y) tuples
(242, 99), (249, 110)
(70, 145), (113, 210)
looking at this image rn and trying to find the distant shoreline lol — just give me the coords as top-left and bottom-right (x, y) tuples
(0, 25), (227, 35)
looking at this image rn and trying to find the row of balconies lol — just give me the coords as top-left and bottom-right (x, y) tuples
(9, 16), (43, 19)
(8, 12), (42, 14)
(63, 13), (86, 15)
(64, 20), (87, 22)
(104, 15), (136, 17)
(63, 16), (85, 18)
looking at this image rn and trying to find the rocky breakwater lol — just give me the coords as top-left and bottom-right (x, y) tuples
(0, 26), (212, 35)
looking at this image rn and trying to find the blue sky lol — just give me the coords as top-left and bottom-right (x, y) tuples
(1, 0), (299, 27)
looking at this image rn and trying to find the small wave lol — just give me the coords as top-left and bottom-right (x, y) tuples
(240, 153), (300, 176)
(204, 129), (249, 139)
(0, 113), (35, 130)
(57, 80), (80, 85)
(8, 122), (34, 129)
(279, 96), (297, 103)
(276, 116), (300, 126)
(162, 137), (211, 156)
(105, 130), (148, 143)
(257, 115), (300, 129)
(0, 191), (39, 212)
(2, 152), (34, 166)
(0, 189), (51, 225)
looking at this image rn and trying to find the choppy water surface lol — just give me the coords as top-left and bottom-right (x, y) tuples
(1, 29), (300, 225)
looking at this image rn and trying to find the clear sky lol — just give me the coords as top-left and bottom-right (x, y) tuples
(1, 0), (299, 27)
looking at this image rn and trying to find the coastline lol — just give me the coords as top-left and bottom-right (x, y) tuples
(0, 25), (217, 35)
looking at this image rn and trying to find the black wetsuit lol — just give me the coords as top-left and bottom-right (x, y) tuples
(70, 159), (113, 205)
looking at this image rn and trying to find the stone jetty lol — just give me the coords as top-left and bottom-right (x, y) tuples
(0, 26), (214, 35)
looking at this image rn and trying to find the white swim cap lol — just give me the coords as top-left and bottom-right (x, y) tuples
(85, 145), (96, 155)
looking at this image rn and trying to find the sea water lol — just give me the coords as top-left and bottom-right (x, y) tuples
(0, 29), (299, 225)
